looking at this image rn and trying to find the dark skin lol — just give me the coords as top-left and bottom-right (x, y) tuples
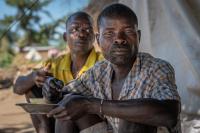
(61, 15), (103, 132)
(14, 64), (53, 133)
(47, 16), (180, 133)
(13, 14), (103, 133)
(64, 16), (94, 78)
(48, 96), (179, 132)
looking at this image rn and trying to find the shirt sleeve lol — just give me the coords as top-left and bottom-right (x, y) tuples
(62, 69), (94, 97)
(150, 61), (180, 101)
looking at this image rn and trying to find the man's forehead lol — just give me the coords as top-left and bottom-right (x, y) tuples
(68, 16), (92, 26)
(100, 17), (137, 28)
(69, 21), (91, 27)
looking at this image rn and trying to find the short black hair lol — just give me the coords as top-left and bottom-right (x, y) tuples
(97, 3), (138, 30)
(66, 11), (93, 29)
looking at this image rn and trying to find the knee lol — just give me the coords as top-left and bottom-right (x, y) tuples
(55, 119), (78, 133)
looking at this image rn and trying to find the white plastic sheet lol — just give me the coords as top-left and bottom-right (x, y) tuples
(120, 0), (200, 115)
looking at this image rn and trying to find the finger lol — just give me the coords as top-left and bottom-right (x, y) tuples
(46, 72), (53, 77)
(43, 63), (51, 72)
(35, 77), (45, 87)
(37, 67), (51, 77)
(53, 110), (69, 119)
(36, 76), (47, 83)
(36, 70), (47, 77)
(59, 116), (71, 121)
(36, 82), (44, 87)
(47, 106), (65, 117)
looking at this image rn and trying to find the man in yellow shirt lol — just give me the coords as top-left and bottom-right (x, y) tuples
(14, 12), (104, 133)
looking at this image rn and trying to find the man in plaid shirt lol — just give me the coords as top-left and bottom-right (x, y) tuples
(47, 3), (181, 133)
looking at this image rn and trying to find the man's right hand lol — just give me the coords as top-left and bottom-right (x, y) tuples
(42, 77), (64, 103)
(47, 94), (90, 121)
(33, 63), (52, 88)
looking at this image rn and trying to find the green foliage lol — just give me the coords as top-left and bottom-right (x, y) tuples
(1, 0), (65, 48)
(0, 37), (15, 68)
(0, 52), (13, 68)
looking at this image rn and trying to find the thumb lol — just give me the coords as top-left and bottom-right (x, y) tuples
(43, 63), (51, 72)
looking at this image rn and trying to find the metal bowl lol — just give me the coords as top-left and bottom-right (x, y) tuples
(16, 103), (58, 114)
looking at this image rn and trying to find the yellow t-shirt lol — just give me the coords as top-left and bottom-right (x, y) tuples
(43, 49), (103, 84)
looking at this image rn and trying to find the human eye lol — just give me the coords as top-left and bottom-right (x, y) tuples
(69, 27), (78, 33)
(103, 31), (114, 38)
(125, 28), (137, 35)
(85, 27), (92, 33)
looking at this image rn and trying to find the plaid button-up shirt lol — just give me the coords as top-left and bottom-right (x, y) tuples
(64, 52), (181, 133)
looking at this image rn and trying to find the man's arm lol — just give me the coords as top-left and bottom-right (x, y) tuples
(48, 61), (180, 128)
(47, 96), (180, 128)
(89, 98), (180, 128)
(13, 72), (37, 95)
(13, 64), (52, 95)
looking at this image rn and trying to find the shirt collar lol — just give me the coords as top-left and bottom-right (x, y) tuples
(103, 54), (142, 100)
(60, 48), (97, 78)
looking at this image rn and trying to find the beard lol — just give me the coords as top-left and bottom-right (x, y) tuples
(104, 42), (138, 66)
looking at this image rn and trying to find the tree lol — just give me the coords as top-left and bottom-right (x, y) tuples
(0, 0), (65, 67)
(0, 0), (65, 48)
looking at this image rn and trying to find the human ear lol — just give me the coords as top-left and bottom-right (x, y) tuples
(63, 32), (67, 42)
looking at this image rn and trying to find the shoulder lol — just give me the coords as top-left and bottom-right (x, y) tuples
(43, 53), (69, 66)
(92, 60), (109, 71)
(53, 54), (69, 64)
(138, 52), (175, 74)
(82, 60), (109, 79)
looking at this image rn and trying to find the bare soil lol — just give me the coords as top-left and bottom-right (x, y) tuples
(0, 88), (35, 133)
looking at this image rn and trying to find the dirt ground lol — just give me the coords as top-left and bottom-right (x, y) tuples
(0, 88), (35, 133)
(0, 53), (49, 133)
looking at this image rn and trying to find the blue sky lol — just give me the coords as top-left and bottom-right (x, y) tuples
(0, 0), (90, 46)
(42, 0), (90, 23)
(0, 0), (90, 26)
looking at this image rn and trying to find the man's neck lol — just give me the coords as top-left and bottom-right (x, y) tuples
(112, 57), (136, 81)
(111, 59), (135, 100)
(70, 50), (91, 77)
(112, 63), (133, 81)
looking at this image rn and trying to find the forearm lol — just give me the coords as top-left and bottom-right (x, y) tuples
(13, 72), (36, 95)
(88, 98), (180, 128)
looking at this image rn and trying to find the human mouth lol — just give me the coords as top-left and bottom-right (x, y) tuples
(111, 48), (130, 55)
(75, 40), (87, 45)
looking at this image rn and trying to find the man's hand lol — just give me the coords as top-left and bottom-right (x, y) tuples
(42, 77), (64, 103)
(47, 94), (90, 121)
(33, 63), (52, 87)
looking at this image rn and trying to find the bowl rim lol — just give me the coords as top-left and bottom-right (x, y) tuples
(16, 102), (58, 114)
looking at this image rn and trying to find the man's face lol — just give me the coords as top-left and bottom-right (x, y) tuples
(97, 16), (140, 66)
(64, 15), (94, 54)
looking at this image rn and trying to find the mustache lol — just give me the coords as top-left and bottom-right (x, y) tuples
(75, 38), (88, 43)
(111, 42), (131, 50)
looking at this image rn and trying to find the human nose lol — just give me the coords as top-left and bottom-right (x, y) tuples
(77, 28), (88, 37)
(77, 30), (84, 37)
(114, 32), (127, 44)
